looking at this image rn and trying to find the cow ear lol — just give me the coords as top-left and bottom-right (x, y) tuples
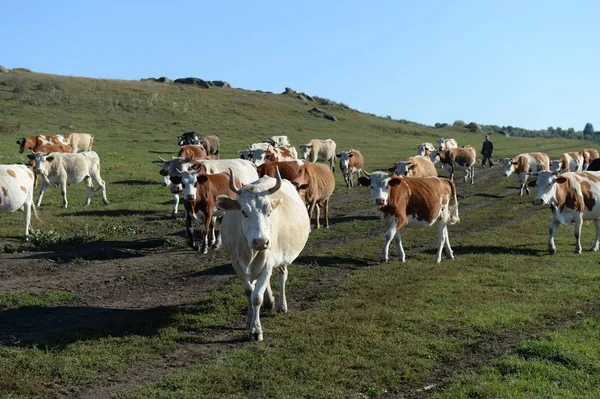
(512, 161), (519, 166)
(296, 183), (310, 191)
(271, 198), (283, 210)
(387, 166), (396, 173)
(26, 154), (35, 160)
(407, 163), (415, 170)
(555, 176), (567, 184)
(527, 180), (537, 187)
(357, 176), (370, 187)
(216, 195), (240, 211)
(388, 177), (403, 187)
(46, 156), (54, 162)
(336, 153), (342, 158)
(197, 174), (208, 184)
(348, 154), (353, 158)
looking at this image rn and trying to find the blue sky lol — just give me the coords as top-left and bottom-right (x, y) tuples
(3, 0), (599, 130)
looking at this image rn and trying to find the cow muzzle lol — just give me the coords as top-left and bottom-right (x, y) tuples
(185, 194), (195, 202)
(503, 173), (509, 177)
(533, 198), (544, 206)
(252, 238), (270, 250)
(170, 185), (183, 194)
(375, 198), (386, 206)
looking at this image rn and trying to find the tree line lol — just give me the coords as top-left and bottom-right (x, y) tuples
(449, 120), (597, 141)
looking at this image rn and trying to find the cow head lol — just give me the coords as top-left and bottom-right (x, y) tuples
(16, 138), (26, 153)
(532, 171), (563, 206)
(336, 151), (353, 173)
(394, 161), (414, 176)
(298, 144), (312, 160)
(416, 143), (434, 156)
(27, 152), (53, 176)
(216, 168), (284, 251)
(550, 160), (562, 174)
(358, 170), (390, 206)
(503, 158), (518, 177)
(164, 157), (190, 194)
(436, 138), (445, 151)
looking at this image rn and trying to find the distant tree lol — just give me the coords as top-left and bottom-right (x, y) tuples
(584, 123), (594, 139)
(547, 126), (554, 133)
(453, 120), (465, 127)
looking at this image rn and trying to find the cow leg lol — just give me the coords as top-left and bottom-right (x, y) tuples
(548, 216), (559, 254)
(275, 264), (289, 313)
(324, 198), (330, 229)
(435, 223), (447, 263)
(96, 175), (109, 204)
(315, 202), (321, 229)
(36, 180), (48, 207)
(593, 220), (600, 251)
(381, 218), (397, 262)
(330, 158), (335, 172)
(263, 277), (275, 311)
(201, 215), (211, 255)
(308, 201), (317, 229)
(84, 176), (93, 206)
(185, 212), (199, 251)
(470, 165), (474, 184)
(395, 230), (406, 263)
(449, 166), (454, 181)
(23, 200), (32, 238)
(250, 268), (272, 341)
(172, 194), (180, 218)
(443, 225), (454, 259)
(574, 213), (583, 254)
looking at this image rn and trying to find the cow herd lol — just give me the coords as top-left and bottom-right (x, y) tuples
(3, 130), (600, 341)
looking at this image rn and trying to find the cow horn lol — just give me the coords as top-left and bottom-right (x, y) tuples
(158, 156), (167, 162)
(361, 169), (371, 177)
(228, 168), (242, 195)
(268, 167), (282, 195)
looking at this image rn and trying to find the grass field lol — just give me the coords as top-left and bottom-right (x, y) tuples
(0, 69), (599, 398)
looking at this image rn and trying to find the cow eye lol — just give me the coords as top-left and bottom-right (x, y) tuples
(241, 210), (248, 218)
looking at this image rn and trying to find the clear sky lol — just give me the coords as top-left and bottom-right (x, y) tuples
(3, 0), (599, 130)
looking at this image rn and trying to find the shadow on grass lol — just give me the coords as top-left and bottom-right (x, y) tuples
(327, 215), (379, 225)
(473, 193), (510, 199)
(429, 245), (546, 257)
(68, 209), (157, 217)
(191, 263), (235, 277)
(148, 150), (176, 155)
(296, 255), (371, 267)
(112, 180), (158, 186)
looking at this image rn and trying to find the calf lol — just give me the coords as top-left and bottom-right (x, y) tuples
(298, 138), (337, 172)
(17, 135), (69, 153)
(291, 162), (335, 229)
(28, 151), (108, 208)
(392, 155), (437, 178)
(257, 160), (304, 181)
(381, 176), (459, 263)
(199, 135), (220, 159)
(67, 133), (94, 152)
(532, 171), (600, 253)
(551, 152), (583, 174)
(336, 149), (364, 188)
(502, 152), (550, 195)
(178, 145), (207, 160)
(580, 148), (599, 170)
(180, 170), (239, 254)
(439, 146), (477, 184)
(0, 164), (37, 237)
(177, 131), (201, 146)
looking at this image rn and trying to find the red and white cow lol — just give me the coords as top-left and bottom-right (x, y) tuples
(291, 162), (335, 229)
(216, 170), (311, 341)
(380, 176), (460, 263)
(503, 152), (550, 195)
(17, 135), (70, 153)
(438, 146), (477, 184)
(580, 149), (599, 170)
(28, 151), (108, 208)
(252, 145), (297, 166)
(532, 170), (600, 253)
(180, 170), (239, 254)
(0, 164), (37, 237)
(392, 155), (437, 178)
(178, 145), (208, 160)
(551, 152), (583, 174)
(336, 149), (364, 187)
(298, 139), (337, 172)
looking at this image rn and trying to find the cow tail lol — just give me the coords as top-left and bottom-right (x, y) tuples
(447, 180), (460, 225)
(31, 201), (44, 226)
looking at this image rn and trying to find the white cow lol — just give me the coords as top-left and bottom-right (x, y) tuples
(67, 133), (94, 152)
(416, 142), (436, 156)
(192, 159), (258, 185)
(437, 138), (458, 151)
(0, 164), (37, 237)
(239, 142), (272, 161)
(298, 139), (337, 172)
(216, 170), (310, 341)
(265, 135), (291, 147)
(29, 151), (108, 208)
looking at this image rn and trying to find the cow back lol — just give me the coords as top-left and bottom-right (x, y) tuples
(294, 162), (335, 203)
(0, 164), (35, 212)
(257, 161), (303, 181)
(178, 145), (207, 160)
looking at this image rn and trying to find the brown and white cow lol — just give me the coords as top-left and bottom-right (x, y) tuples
(252, 145), (297, 166)
(291, 162), (335, 229)
(67, 133), (94, 152)
(502, 152), (550, 195)
(0, 164), (37, 237)
(178, 145), (208, 160)
(257, 160), (304, 181)
(298, 139), (337, 172)
(437, 138), (458, 151)
(199, 135), (220, 159)
(438, 146), (477, 184)
(358, 170), (391, 206)
(532, 170), (600, 253)
(180, 170), (240, 254)
(336, 149), (364, 187)
(216, 170), (310, 341)
(239, 142), (272, 161)
(580, 149), (599, 170)
(17, 135), (69, 153)
(392, 155), (437, 178)
(551, 152), (583, 174)
(380, 176), (460, 263)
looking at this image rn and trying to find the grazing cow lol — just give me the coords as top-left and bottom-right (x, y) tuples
(28, 151), (108, 208)
(252, 145), (298, 166)
(178, 145), (207, 160)
(580, 149), (599, 170)
(291, 162), (335, 229)
(358, 170), (391, 206)
(0, 164), (37, 237)
(180, 170), (240, 254)
(264, 135), (291, 147)
(17, 135), (69, 153)
(67, 133), (94, 152)
(502, 152), (550, 195)
(380, 176), (460, 263)
(437, 138), (458, 151)
(392, 155), (437, 178)
(551, 152), (584, 174)
(532, 171), (600, 253)
(416, 142), (436, 156)
(298, 139), (337, 172)
(336, 149), (364, 188)
(199, 135), (220, 159)
(216, 170), (311, 341)
(257, 160), (304, 181)
(438, 146), (477, 184)
(177, 131), (201, 146)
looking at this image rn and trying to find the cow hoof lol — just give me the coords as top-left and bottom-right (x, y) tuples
(250, 331), (263, 342)
(380, 255), (389, 263)
(277, 307), (288, 313)
(549, 248), (557, 254)
(592, 247), (599, 252)
(211, 244), (221, 250)
(172, 213), (178, 218)
(575, 249), (582, 254)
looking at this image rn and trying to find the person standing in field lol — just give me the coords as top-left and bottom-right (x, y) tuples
(481, 135), (494, 167)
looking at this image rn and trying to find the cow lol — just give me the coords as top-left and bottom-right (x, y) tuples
(550, 152), (584, 174)
(190, 159), (258, 186)
(264, 135), (290, 147)
(155, 156), (191, 217)
(358, 170), (391, 206)
(416, 142), (436, 157)
(580, 149), (599, 170)
(380, 176), (460, 263)
(178, 145), (207, 160)
(502, 152), (550, 195)
(438, 146), (477, 184)
(437, 138), (458, 151)
(33, 144), (74, 154)
(291, 162), (335, 229)
(257, 160), (304, 181)
(177, 131), (201, 146)
(17, 135), (69, 153)
(298, 139), (337, 172)
(216, 169), (311, 341)
(252, 145), (297, 166)
(66, 133), (94, 152)
(336, 149), (364, 188)
(180, 170), (240, 254)
(0, 164), (37, 237)
(28, 151), (108, 208)
(392, 155), (437, 178)
(199, 135), (220, 159)
(239, 142), (271, 161)
(532, 171), (600, 254)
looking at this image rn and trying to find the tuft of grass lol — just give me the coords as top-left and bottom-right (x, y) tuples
(0, 291), (79, 309)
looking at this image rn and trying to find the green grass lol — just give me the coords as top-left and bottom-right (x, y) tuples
(0, 291), (79, 309)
